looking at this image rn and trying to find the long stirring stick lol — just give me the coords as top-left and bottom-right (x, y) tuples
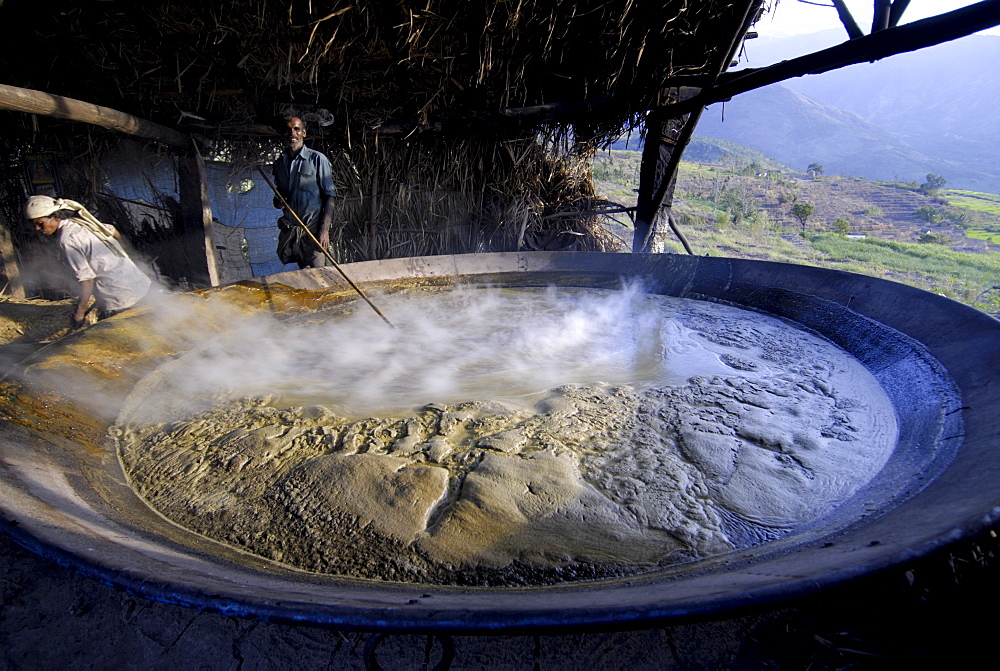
(256, 166), (395, 328)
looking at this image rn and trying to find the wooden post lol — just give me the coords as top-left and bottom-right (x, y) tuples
(632, 97), (703, 254)
(0, 210), (25, 298)
(176, 143), (220, 288)
(634, 111), (677, 252)
(368, 171), (379, 260)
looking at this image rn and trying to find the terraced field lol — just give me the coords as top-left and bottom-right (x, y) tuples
(592, 151), (1000, 255)
(766, 180), (990, 252)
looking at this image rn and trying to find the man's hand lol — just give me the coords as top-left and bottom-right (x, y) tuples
(73, 279), (96, 329)
(319, 194), (335, 253)
(71, 308), (88, 329)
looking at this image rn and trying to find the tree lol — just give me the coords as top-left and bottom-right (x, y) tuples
(833, 218), (850, 234)
(791, 202), (815, 230)
(718, 179), (760, 225)
(807, 163), (825, 178)
(919, 173), (947, 195)
(914, 205), (945, 225)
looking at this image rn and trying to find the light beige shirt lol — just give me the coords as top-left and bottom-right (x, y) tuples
(57, 220), (151, 312)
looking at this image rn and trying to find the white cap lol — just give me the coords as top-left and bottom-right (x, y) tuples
(23, 195), (62, 220)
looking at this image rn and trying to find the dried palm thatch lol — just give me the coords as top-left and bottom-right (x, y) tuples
(0, 0), (765, 267)
(318, 132), (624, 262)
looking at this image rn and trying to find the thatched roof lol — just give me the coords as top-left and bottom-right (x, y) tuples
(0, 0), (769, 291)
(0, 0), (764, 146)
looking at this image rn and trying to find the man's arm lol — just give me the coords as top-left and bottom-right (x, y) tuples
(271, 157), (287, 209)
(318, 194), (334, 250)
(315, 151), (337, 251)
(60, 240), (98, 325)
(73, 278), (95, 326)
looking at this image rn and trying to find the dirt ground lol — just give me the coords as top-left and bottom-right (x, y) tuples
(1, 298), (997, 669)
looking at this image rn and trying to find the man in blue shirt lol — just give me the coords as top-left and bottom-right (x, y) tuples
(271, 116), (337, 268)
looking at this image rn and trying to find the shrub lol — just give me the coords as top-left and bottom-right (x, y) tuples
(777, 190), (798, 205)
(915, 206), (946, 225)
(919, 232), (949, 245)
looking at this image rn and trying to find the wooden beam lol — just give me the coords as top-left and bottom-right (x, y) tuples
(634, 111), (690, 252)
(178, 87), (714, 140)
(632, 2), (762, 253)
(873, 0), (892, 32)
(0, 84), (189, 148)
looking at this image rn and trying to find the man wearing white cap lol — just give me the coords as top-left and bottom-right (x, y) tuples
(24, 195), (152, 327)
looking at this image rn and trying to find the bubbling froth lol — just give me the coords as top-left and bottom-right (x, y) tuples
(117, 286), (898, 585)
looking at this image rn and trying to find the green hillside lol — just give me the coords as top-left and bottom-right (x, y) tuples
(590, 148), (1000, 317)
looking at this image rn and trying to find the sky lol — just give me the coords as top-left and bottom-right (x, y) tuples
(758, 0), (1000, 37)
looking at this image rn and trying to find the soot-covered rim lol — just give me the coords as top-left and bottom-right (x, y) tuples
(1, 251), (998, 633)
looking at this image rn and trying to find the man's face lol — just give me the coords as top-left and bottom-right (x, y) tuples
(285, 117), (306, 153)
(32, 216), (59, 236)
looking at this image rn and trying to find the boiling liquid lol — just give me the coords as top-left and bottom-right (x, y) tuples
(118, 286), (898, 585)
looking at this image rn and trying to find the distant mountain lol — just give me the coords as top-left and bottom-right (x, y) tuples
(683, 137), (788, 169)
(693, 83), (1000, 193)
(703, 31), (1000, 192)
(744, 33), (1000, 145)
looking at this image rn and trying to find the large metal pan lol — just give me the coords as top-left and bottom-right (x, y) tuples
(0, 252), (996, 633)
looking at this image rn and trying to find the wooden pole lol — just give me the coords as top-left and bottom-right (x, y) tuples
(634, 111), (686, 252)
(632, 1), (762, 254)
(0, 211), (25, 299)
(0, 84), (189, 148)
(177, 142), (221, 288)
(832, 0), (865, 40)
(888, 0), (912, 28)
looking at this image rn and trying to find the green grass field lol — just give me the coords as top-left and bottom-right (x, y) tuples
(808, 234), (1000, 307)
(944, 190), (1000, 216)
